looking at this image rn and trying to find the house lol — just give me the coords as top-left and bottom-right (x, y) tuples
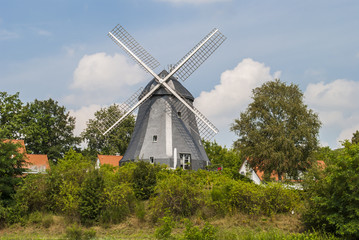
(239, 159), (325, 187)
(4, 139), (50, 174)
(239, 159), (280, 185)
(96, 154), (123, 169)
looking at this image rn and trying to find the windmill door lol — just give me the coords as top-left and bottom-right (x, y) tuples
(180, 153), (191, 170)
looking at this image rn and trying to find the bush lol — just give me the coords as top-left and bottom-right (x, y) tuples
(79, 169), (104, 225)
(181, 220), (218, 240)
(99, 183), (135, 224)
(210, 177), (299, 216)
(149, 173), (203, 221)
(65, 224), (96, 240)
(155, 214), (175, 240)
(133, 161), (161, 200)
(14, 174), (50, 212)
(303, 141), (359, 239)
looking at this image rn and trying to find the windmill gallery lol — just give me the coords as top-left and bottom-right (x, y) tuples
(97, 25), (226, 170)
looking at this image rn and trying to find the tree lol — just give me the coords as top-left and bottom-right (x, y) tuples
(0, 140), (26, 205)
(351, 130), (359, 144)
(303, 141), (359, 238)
(231, 79), (321, 179)
(0, 92), (22, 139)
(81, 104), (135, 155)
(203, 140), (242, 169)
(20, 98), (80, 161)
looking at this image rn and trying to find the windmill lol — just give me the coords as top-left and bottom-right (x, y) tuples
(98, 25), (226, 170)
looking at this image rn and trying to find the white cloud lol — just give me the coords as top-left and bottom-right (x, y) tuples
(66, 52), (147, 106)
(71, 52), (146, 91)
(195, 58), (280, 125)
(70, 104), (102, 137)
(304, 79), (359, 147)
(305, 79), (359, 110)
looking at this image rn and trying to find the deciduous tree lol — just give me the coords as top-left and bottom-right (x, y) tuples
(20, 98), (80, 161)
(0, 92), (22, 138)
(81, 104), (135, 155)
(231, 79), (321, 179)
(0, 140), (26, 205)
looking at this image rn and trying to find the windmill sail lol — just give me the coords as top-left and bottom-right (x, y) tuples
(172, 28), (226, 82)
(96, 87), (144, 135)
(108, 25), (160, 72)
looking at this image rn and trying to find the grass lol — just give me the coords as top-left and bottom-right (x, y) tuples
(0, 213), (337, 240)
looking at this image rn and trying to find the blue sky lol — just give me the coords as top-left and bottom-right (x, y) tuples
(1, 0), (359, 149)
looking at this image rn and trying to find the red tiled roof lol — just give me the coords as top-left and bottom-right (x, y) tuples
(97, 154), (123, 167)
(3, 139), (50, 173)
(3, 139), (26, 154)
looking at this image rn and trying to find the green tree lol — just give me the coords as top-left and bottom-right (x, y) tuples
(0, 92), (22, 138)
(20, 98), (80, 161)
(303, 141), (359, 239)
(0, 140), (26, 204)
(81, 104), (135, 155)
(203, 140), (242, 169)
(231, 79), (321, 179)
(351, 130), (359, 144)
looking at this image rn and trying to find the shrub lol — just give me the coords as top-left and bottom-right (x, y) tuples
(14, 174), (50, 212)
(99, 183), (135, 224)
(79, 169), (104, 225)
(303, 141), (359, 239)
(261, 182), (300, 215)
(155, 214), (175, 240)
(65, 224), (96, 240)
(149, 173), (202, 221)
(181, 219), (218, 240)
(133, 161), (161, 200)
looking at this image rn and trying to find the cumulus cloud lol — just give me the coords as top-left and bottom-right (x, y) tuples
(69, 104), (103, 137)
(304, 79), (359, 146)
(71, 52), (146, 91)
(65, 52), (147, 106)
(195, 58), (280, 126)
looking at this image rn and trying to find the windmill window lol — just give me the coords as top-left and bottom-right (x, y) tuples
(179, 153), (191, 170)
(150, 157), (154, 164)
(177, 111), (182, 118)
(153, 135), (158, 142)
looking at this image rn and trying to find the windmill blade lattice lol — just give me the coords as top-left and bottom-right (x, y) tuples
(108, 25), (160, 73)
(173, 28), (226, 82)
(96, 87), (144, 135)
(166, 96), (218, 141)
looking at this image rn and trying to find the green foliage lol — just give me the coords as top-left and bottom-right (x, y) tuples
(0, 92), (22, 138)
(79, 169), (104, 225)
(182, 220), (218, 240)
(155, 214), (175, 240)
(210, 176), (299, 216)
(203, 140), (243, 170)
(14, 174), (50, 212)
(149, 172), (203, 221)
(303, 141), (359, 239)
(20, 98), (80, 160)
(99, 183), (135, 224)
(351, 130), (359, 144)
(65, 224), (96, 240)
(49, 149), (92, 219)
(231, 79), (321, 179)
(133, 161), (161, 200)
(81, 104), (135, 155)
(0, 140), (26, 204)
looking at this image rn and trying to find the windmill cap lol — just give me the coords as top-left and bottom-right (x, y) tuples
(139, 70), (194, 101)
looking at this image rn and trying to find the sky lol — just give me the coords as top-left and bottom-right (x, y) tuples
(1, 0), (359, 149)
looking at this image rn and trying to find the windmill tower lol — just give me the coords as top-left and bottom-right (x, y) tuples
(98, 25), (226, 170)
